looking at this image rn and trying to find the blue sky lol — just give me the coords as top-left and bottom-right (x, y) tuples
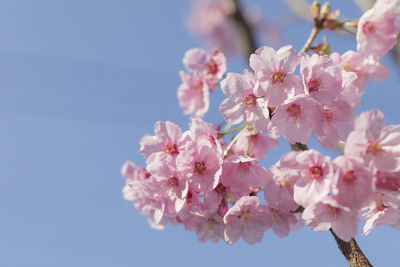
(0, 0), (399, 266)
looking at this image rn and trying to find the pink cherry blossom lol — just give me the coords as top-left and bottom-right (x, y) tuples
(331, 51), (389, 92)
(224, 196), (271, 244)
(339, 71), (361, 108)
(300, 54), (343, 104)
(315, 100), (354, 149)
(145, 163), (189, 216)
(362, 192), (400, 235)
(231, 129), (278, 159)
(121, 161), (148, 184)
(345, 109), (400, 172)
(264, 152), (301, 212)
(204, 183), (244, 213)
(332, 156), (374, 209)
(249, 45), (302, 107)
(177, 190), (204, 221)
(186, 117), (222, 154)
(122, 174), (167, 226)
(183, 48), (227, 90)
(176, 138), (223, 193)
(183, 210), (225, 243)
(177, 71), (210, 117)
(293, 150), (334, 207)
(302, 196), (359, 241)
(375, 171), (400, 192)
(269, 95), (323, 144)
(219, 71), (270, 132)
(220, 155), (272, 194)
(121, 161), (149, 203)
(357, 0), (400, 58)
(139, 121), (184, 159)
(267, 206), (299, 237)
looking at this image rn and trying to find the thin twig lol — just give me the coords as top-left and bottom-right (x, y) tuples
(300, 27), (321, 53)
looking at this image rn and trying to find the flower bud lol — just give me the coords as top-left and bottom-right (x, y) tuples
(311, 1), (321, 20)
(320, 2), (331, 20)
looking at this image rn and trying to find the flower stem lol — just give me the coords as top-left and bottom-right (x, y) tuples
(224, 126), (249, 157)
(300, 27), (321, 53)
(219, 124), (247, 135)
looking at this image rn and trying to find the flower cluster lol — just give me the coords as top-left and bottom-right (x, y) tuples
(268, 110), (400, 241)
(220, 44), (388, 149)
(122, 0), (400, 246)
(178, 48), (226, 117)
(122, 117), (282, 243)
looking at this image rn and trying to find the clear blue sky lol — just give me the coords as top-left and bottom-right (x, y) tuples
(0, 1), (399, 266)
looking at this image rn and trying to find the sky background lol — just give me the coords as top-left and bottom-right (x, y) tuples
(1, 0), (400, 266)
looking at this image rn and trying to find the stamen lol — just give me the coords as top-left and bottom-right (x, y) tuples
(194, 162), (207, 175)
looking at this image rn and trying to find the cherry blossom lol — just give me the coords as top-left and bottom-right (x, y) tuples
(223, 196), (271, 244)
(293, 150), (335, 207)
(250, 45), (302, 107)
(300, 53), (342, 104)
(269, 95), (323, 144)
(177, 71), (210, 117)
(357, 0), (400, 58)
(345, 109), (400, 172)
(332, 156), (374, 209)
(219, 71), (269, 132)
(302, 196), (359, 241)
(183, 48), (227, 90)
(176, 138), (223, 193)
(183, 210), (225, 243)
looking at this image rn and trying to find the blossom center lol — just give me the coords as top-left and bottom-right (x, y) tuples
(205, 218), (217, 230)
(342, 63), (352, 72)
(272, 71), (286, 84)
(366, 141), (382, 155)
(328, 205), (340, 217)
(363, 21), (375, 34)
(166, 177), (179, 189)
(324, 109), (334, 122)
(279, 176), (292, 189)
(164, 143), (179, 155)
(307, 78), (322, 92)
(215, 183), (225, 194)
(309, 165), (323, 180)
(343, 170), (356, 183)
(194, 80), (204, 91)
(240, 212), (251, 223)
(194, 161), (207, 175)
(242, 91), (257, 108)
(206, 62), (218, 75)
(287, 103), (301, 118)
(239, 161), (252, 172)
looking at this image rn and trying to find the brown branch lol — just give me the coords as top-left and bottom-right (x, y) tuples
(329, 229), (373, 267)
(222, 0), (258, 60)
(290, 142), (309, 152)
